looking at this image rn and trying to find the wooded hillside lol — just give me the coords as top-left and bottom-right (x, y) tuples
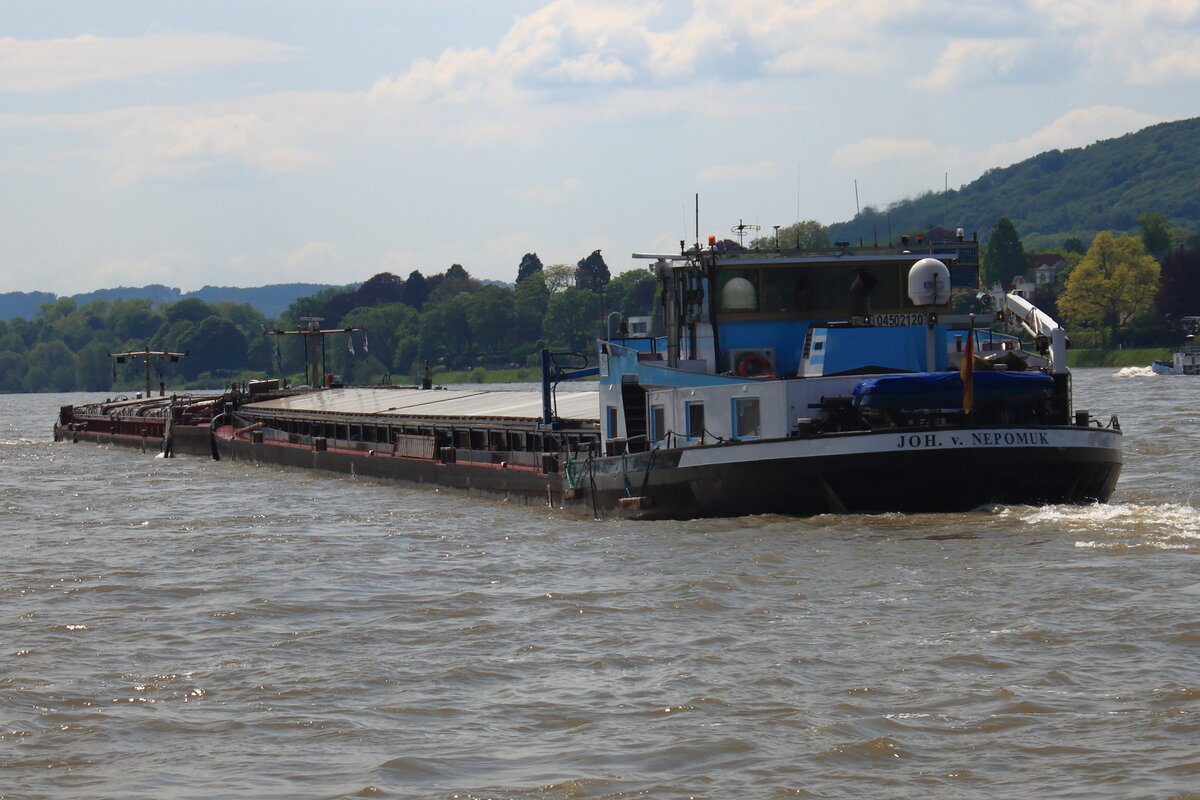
(829, 116), (1200, 250)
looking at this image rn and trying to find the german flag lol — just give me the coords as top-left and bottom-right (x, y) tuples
(961, 315), (975, 415)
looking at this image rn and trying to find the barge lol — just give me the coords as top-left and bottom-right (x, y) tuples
(55, 233), (1123, 519)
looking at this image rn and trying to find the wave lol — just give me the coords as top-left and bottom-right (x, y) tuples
(1113, 366), (1155, 377)
(1000, 502), (1199, 550)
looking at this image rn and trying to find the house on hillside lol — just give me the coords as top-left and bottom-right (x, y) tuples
(1027, 253), (1068, 289)
(987, 253), (1069, 306)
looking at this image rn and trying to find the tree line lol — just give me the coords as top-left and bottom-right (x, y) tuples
(978, 211), (1200, 347)
(0, 251), (658, 393)
(4, 214), (1199, 394)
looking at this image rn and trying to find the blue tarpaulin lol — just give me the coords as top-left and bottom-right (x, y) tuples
(852, 370), (1054, 411)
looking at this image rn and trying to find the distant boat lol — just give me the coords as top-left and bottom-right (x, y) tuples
(1151, 316), (1200, 375)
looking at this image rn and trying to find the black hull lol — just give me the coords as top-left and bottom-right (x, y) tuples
(211, 425), (1122, 521)
(56, 424), (216, 458)
(572, 433), (1123, 520)
(215, 437), (567, 508)
(61, 423), (1122, 520)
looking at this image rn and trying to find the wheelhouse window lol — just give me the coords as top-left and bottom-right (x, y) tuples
(733, 397), (761, 438)
(606, 405), (619, 439)
(685, 402), (705, 439)
(715, 261), (917, 319)
(717, 269), (759, 312)
(650, 404), (665, 442)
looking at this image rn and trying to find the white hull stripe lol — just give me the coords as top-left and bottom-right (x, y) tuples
(676, 428), (1121, 469)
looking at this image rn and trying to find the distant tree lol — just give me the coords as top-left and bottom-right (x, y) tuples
(355, 272), (406, 307)
(1029, 286), (1060, 322)
(575, 250), (610, 292)
(75, 341), (113, 391)
(544, 288), (599, 352)
(1063, 237), (1086, 254)
(427, 264), (479, 306)
(49, 303), (111, 352)
(1058, 231), (1161, 345)
(1155, 246), (1200, 322)
(542, 264), (575, 293)
(281, 286), (353, 327)
(0, 331), (27, 354)
(1138, 212), (1172, 258)
(752, 220), (830, 250)
(0, 350), (26, 392)
(35, 297), (77, 324)
(516, 253), (544, 283)
(513, 272), (549, 343)
(336, 302), (419, 374)
(183, 316), (248, 377)
(402, 271), (430, 311)
(152, 320), (196, 354)
(467, 285), (516, 358)
(983, 217), (1027, 287)
(163, 298), (214, 326)
(419, 294), (474, 368)
(209, 302), (267, 339)
(24, 341), (76, 392)
(604, 268), (657, 319)
(110, 298), (163, 342)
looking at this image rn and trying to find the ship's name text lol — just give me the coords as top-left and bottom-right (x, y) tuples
(896, 431), (1052, 449)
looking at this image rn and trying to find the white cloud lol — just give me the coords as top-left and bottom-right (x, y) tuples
(500, 0), (657, 82)
(832, 138), (941, 169)
(505, 178), (584, 204)
(104, 111), (324, 183)
(286, 242), (344, 271)
(696, 159), (777, 182)
(1126, 35), (1200, 85)
(367, 48), (504, 107)
(88, 252), (201, 290)
(0, 33), (301, 93)
(910, 38), (1037, 90)
(543, 52), (635, 84)
(1028, 0), (1200, 86)
(983, 105), (1163, 167)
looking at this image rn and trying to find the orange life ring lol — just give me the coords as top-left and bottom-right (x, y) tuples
(735, 351), (776, 379)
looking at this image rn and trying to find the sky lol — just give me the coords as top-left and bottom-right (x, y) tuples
(2, 0), (1199, 296)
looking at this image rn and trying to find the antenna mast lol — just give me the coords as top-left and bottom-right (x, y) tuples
(109, 347), (187, 398)
(264, 318), (364, 387)
(731, 219), (761, 247)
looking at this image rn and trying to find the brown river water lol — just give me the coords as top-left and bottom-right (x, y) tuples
(2, 368), (1197, 800)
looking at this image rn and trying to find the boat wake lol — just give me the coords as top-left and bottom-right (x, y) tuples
(999, 502), (1198, 550)
(1114, 366), (1155, 377)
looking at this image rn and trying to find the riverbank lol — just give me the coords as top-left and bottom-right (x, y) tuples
(1067, 347), (1170, 368)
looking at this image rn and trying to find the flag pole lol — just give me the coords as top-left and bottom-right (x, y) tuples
(962, 313), (975, 416)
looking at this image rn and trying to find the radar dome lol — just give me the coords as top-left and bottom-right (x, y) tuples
(907, 258), (951, 306)
(720, 277), (757, 311)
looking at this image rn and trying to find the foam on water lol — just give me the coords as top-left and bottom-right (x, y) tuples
(1114, 366), (1156, 377)
(1000, 501), (1200, 550)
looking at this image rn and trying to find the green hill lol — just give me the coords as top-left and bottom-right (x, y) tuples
(829, 116), (1200, 249)
(0, 283), (345, 322)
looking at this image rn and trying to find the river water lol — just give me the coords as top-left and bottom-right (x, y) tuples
(2, 369), (1197, 800)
